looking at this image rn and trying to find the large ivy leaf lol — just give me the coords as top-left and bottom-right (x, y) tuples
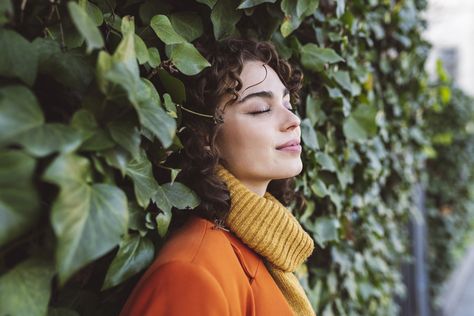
(67, 2), (104, 53)
(126, 150), (160, 208)
(0, 257), (55, 316)
(71, 109), (116, 151)
(169, 42), (211, 75)
(161, 182), (200, 210)
(211, 0), (242, 40)
(0, 29), (38, 86)
(0, 151), (40, 247)
(300, 43), (344, 72)
(150, 14), (187, 45)
(33, 38), (94, 93)
(0, 85), (44, 146)
(313, 216), (340, 247)
(301, 118), (319, 150)
(343, 104), (377, 142)
(43, 154), (128, 284)
(169, 12), (204, 42)
(102, 234), (154, 290)
(136, 80), (176, 147)
(16, 124), (83, 157)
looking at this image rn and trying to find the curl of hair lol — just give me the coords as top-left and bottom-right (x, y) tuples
(175, 38), (303, 223)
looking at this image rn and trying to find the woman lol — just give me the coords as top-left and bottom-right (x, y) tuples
(120, 38), (315, 316)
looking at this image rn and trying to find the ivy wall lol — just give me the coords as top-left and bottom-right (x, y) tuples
(1, 0), (472, 315)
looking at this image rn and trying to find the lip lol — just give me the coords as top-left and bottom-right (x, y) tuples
(276, 139), (301, 152)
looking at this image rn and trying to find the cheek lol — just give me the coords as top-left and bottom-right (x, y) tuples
(218, 121), (273, 156)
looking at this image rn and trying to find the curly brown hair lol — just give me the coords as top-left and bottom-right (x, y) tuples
(175, 37), (303, 223)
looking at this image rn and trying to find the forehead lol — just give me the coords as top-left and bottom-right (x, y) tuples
(239, 60), (286, 96)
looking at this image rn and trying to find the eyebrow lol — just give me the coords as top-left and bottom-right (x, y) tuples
(237, 87), (290, 104)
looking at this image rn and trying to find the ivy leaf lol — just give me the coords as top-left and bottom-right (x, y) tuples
(169, 12), (204, 42)
(67, 2), (104, 53)
(43, 154), (128, 284)
(301, 118), (319, 150)
(0, 29), (38, 86)
(157, 69), (186, 104)
(150, 15), (187, 45)
(0, 85), (44, 146)
(147, 47), (162, 68)
(33, 38), (94, 93)
(316, 152), (338, 172)
(0, 257), (55, 316)
(313, 216), (340, 247)
(126, 150), (160, 208)
(211, 0), (242, 40)
(136, 80), (176, 147)
(16, 124), (83, 157)
(196, 0), (217, 8)
(0, 151), (40, 247)
(332, 71), (352, 93)
(71, 109), (115, 152)
(107, 118), (141, 159)
(134, 34), (150, 65)
(300, 43), (344, 72)
(169, 42), (211, 75)
(161, 182), (200, 210)
(310, 178), (328, 198)
(237, 0), (276, 9)
(102, 234), (154, 290)
(343, 104), (377, 142)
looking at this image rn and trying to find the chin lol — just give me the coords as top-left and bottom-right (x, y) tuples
(276, 160), (303, 179)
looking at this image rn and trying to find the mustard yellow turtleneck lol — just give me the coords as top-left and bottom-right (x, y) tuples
(215, 164), (316, 316)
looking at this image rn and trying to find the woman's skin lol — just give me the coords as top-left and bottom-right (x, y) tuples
(215, 60), (303, 197)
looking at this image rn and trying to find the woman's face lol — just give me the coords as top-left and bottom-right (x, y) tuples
(215, 60), (302, 196)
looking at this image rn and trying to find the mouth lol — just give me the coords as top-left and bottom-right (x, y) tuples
(276, 139), (301, 152)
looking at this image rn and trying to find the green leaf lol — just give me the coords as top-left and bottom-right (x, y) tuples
(0, 257), (55, 316)
(33, 38), (95, 93)
(147, 47), (162, 67)
(169, 12), (204, 42)
(43, 154), (128, 284)
(238, 0), (276, 9)
(71, 110), (115, 151)
(280, 0), (318, 37)
(102, 234), (154, 290)
(150, 15), (187, 45)
(170, 42), (211, 75)
(313, 216), (340, 247)
(300, 43), (344, 72)
(301, 118), (319, 150)
(157, 69), (186, 104)
(196, 0), (217, 8)
(155, 209), (172, 237)
(86, 1), (103, 26)
(0, 151), (40, 247)
(211, 0), (242, 40)
(315, 152), (338, 172)
(67, 2), (104, 53)
(310, 178), (328, 198)
(134, 34), (150, 65)
(0, 0), (13, 26)
(136, 80), (176, 147)
(107, 118), (141, 158)
(0, 29), (38, 86)
(161, 182), (200, 210)
(126, 150), (160, 208)
(333, 71), (352, 93)
(16, 124), (83, 157)
(343, 104), (377, 142)
(0, 85), (44, 146)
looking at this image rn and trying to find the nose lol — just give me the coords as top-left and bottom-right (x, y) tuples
(281, 107), (301, 131)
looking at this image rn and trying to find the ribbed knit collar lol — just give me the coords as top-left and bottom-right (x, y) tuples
(215, 164), (314, 272)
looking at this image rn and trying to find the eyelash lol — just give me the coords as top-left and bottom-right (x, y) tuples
(250, 106), (297, 115)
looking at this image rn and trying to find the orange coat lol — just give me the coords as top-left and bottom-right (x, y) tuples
(120, 215), (295, 316)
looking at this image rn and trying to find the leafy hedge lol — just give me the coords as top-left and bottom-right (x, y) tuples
(424, 63), (474, 309)
(0, 0), (461, 315)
